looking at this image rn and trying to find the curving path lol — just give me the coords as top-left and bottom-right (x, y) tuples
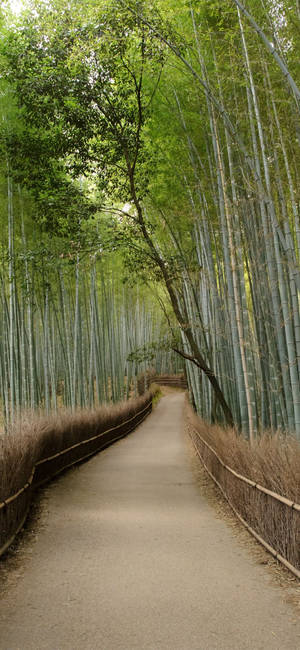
(0, 393), (299, 649)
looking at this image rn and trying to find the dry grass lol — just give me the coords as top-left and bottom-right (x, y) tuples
(188, 405), (300, 502)
(0, 389), (157, 553)
(1, 392), (156, 501)
(187, 403), (300, 570)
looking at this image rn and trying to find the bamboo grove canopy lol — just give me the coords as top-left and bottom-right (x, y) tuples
(0, 0), (299, 440)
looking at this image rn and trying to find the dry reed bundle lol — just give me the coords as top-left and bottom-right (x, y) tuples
(187, 404), (300, 571)
(0, 389), (157, 556)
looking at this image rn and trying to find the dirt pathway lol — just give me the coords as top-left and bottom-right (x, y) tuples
(0, 393), (299, 649)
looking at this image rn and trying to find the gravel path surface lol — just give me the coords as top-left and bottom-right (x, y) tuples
(0, 392), (299, 649)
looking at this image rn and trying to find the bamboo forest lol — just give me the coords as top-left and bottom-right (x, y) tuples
(1, 2), (300, 644)
(0, 0), (299, 442)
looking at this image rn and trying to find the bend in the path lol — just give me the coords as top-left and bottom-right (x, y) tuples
(0, 393), (299, 649)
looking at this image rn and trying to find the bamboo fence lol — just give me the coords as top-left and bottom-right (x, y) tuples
(0, 395), (153, 558)
(190, 427), (300, 579)
(138, 373), (188, 394)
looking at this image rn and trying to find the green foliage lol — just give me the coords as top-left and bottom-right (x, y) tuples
(127, 334), (179, 364)
(1, 0), (165, 200)
(0, 0), (300, 436)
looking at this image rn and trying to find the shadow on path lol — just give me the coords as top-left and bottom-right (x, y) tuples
(0, 393), (299, 649)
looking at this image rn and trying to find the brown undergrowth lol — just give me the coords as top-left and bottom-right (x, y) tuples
(187, 404), (300, 501)
(0, 389), (157, 554)
(187, 402), (300, 571)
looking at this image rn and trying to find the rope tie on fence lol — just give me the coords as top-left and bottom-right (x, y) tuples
(0, 471), (35, 511)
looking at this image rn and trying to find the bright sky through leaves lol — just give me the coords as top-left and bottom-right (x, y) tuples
(9, 0), (24, 14)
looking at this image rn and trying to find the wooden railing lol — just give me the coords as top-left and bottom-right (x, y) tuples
(148, 374), (187, 389)
(0, 396), (153, 558)
(190, 426), (300, 579)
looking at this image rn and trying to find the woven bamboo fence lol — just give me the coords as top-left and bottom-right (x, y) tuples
(0, 395), (153, 558)
(190, 427), (300, 579)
